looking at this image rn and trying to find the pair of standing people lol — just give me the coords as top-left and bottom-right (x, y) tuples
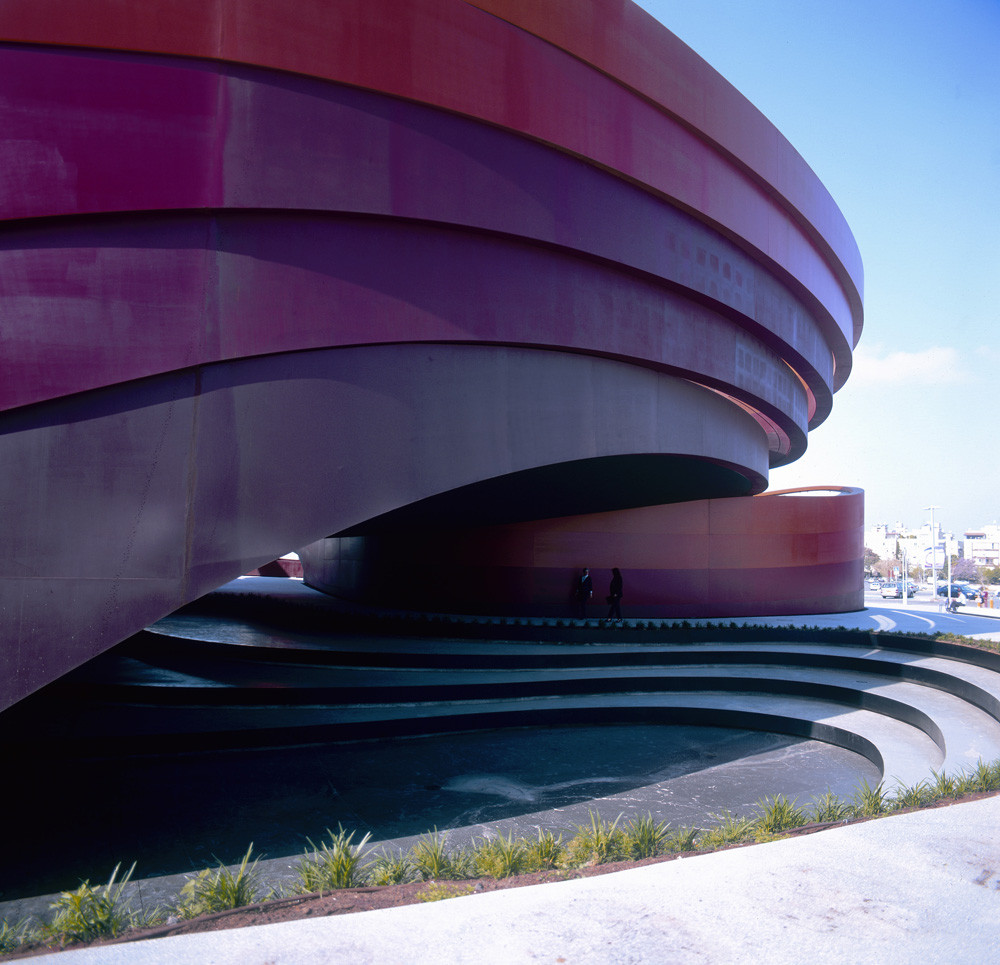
(574, 567), (623, 620)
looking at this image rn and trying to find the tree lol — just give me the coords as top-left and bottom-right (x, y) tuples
(873, 560), (894, 580)
(952, 557), (981, 582)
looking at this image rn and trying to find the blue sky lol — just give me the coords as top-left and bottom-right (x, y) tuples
(637, 0), (1000, 534)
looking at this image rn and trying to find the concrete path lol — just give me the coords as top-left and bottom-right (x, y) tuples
(35, 794), (1000, 964)
(208, 576), (1000, 641)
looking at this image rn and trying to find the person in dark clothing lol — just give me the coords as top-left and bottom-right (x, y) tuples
(606, 567), (623, 621)
(574, 568), (593, 618)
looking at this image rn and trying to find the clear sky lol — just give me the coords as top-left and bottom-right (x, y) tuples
(637, 0), (1000, 535)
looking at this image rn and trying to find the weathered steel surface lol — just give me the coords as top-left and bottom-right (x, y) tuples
(0, 0), (863, 709)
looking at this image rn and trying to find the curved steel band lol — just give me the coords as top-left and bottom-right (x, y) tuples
(0, 0), (864, 710)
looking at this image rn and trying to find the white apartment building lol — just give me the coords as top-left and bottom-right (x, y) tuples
(865, 522), (959, 576)
(964, 525), (1000, 569)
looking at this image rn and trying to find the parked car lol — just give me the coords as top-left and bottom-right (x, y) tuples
(937, 583), (979, 601)
(866, 579), (882, 591)
(880, 581), (917, 598)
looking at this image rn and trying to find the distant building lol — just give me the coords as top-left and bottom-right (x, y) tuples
(964, 529), (1000, 570)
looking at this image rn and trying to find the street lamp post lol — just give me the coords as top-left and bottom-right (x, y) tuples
(925, 505), (939, 593)
(901, 543), (908, 607)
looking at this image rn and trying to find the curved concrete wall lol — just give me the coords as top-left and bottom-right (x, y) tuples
(0, 0), (863, 710)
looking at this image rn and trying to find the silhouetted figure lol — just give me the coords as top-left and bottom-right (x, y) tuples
(606, 567), (623, 621)
(574, 568), (593, 618)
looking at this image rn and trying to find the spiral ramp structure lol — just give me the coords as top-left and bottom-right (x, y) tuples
(0, 0), (864, 711)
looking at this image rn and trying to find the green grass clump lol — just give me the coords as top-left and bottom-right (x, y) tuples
(970, 758), (1000, 792)
(368, 849), (418, 885)
(410, 830), (474, 881)
(953, 773), (977, 796)
(45, 863), (160, 945)
(0, 917), (41, 954)
(523, 829), (565, 870)
(563, 811), (629, 866)
(663, 827), (699, 853)
(473, 832), (529, 879)
(893, 779), (932, 809)
(623, 813), (671, 859)
(809, 790), (853, 823)
(753, 795), (808, 836)
(174, 844), (265, 919)
(294, 826), (372, 893)
(698, 811), (756, 849)
(928, 770), (959, 800)
(851, 779), (889, 817)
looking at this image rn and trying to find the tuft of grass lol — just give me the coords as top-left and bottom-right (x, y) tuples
(809, 790), (853, 823)
(664, 827), (699, 853)
(45, 863), (160, 945)
(970, 758), (1000, 793)
(952, 768), (980, 797)
(699, 811), (757, 849)
(411, 830), (473, 881)
(473, 832), (529, 879)
(523, 829), (564, 871)
(175, 844), (265, 919)
(563, 811), (629, 867)
(892, 779), (932, 809)
(928, 770), (958, 800)
(368, 849), (417, 886)
(0, 917), (41, 954)
(623, 813), (671, 859)
(293, 826), (372, 893)
(852, 779), (889, 817)
(753, 795), (808, 836)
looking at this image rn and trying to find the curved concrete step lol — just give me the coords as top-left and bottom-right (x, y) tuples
(14, 687), (943, 788)
(69, 640), (1000, 770)
(13, 631), (1000, 791)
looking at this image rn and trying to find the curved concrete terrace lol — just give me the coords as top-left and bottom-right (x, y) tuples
(11, 580), (996, 786)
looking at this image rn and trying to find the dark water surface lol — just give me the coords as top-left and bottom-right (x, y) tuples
(2, 718), (877, 902)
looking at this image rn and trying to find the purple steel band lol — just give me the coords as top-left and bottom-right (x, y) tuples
(0, 0), (864, 711)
